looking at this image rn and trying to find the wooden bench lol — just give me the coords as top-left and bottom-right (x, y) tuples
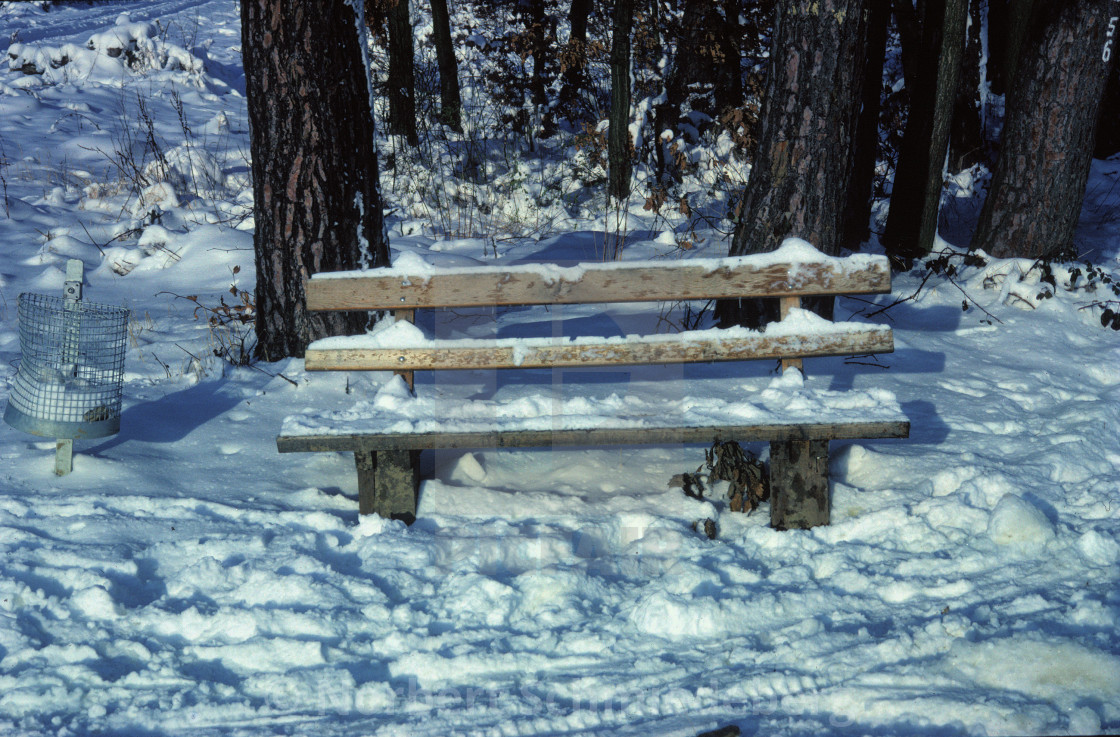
(276, 240), (910, 529)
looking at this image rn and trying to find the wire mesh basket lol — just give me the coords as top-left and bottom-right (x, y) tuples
(4, 292), (130, 440)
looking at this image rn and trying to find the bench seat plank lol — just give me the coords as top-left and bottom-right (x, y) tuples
(307, 250), (891, 310)
(278, 369), (909, 448)
(278, 420), (909, 453)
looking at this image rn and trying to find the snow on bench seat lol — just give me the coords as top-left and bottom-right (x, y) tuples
(277, 367), (909, 450)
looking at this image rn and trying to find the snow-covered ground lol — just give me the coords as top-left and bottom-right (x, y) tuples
(0, 2), (1118, 735)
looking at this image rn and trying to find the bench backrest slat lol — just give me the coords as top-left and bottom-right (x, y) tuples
(306, 257), (890, 311)
(304, 328), (893, 371)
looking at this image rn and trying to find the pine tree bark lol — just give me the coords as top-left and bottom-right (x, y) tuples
(882, 0), (969, 265)
(608, 0), (633, 203)
(430, 0), (462, 131)
(718, 0), (869, 328)
(971, 0), (1118, 260)
(241, 0), (390, 360)
(387, 0), (419, 146)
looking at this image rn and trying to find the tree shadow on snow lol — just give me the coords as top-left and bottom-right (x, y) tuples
(853, 302), (964, 333)
(86, 379), (245, 453)
(508, 230), (663, 264)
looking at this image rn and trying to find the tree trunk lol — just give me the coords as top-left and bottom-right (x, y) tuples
(661, 1), (742, 121)
(515, 0), (556, 139)
(666, 3), (710, 116)
(527, 0), (551, 110)
(881, 0), (969, 265)
(984, 0), (1037, 98)
(714, 0), (743, 117)
(718, 0), (869, 328)
(387, 0), (419, 146)
(1003, 0), (1035, 98)
(430, 0), (462, 131)
(608, 0), (633, 203)
(651, 0), (673, 184)
(892, 0), (921, 93)
(948, 0), (984, 172)
(987, 0), (1009, 94)
(971, 0), (1118, 260)
(241, 0), (390, 360)
(558, 0), (594, 124)
(843, 0), (889, 249)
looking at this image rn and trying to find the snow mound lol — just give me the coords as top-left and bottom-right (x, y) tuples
(6, 15), (203, 83)
(948, 634), (1120, 707)
(1076, 529), (1120, 566)
(987, 494), (1055, 546)
(450, 452), (488, 484)
(142, 145), (226, 196)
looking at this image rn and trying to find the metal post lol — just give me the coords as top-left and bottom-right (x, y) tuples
(55, 259), (83, 476)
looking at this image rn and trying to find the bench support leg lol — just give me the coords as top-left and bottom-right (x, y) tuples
(355, 450), (419, 523)
(769, 440), (830, 529)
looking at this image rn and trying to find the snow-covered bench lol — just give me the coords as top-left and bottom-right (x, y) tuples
(276, 240), (909, 528)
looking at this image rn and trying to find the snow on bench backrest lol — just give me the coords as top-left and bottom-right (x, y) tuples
(304, 307), (895, 371)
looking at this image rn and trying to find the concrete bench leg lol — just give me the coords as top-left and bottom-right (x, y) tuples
(769, 440), (830, 529)
(355, 450), (419, 523)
